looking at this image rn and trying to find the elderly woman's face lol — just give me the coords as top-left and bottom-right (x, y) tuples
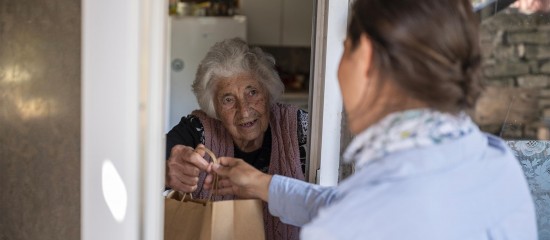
(214, 74), (270, 150)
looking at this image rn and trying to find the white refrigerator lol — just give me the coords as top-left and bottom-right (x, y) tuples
(167, 16), (247, 131)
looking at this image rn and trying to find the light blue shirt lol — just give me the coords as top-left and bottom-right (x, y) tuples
(267, 114), (537, 239)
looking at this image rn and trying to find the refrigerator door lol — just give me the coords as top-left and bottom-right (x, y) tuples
(168, 16), (247, 130)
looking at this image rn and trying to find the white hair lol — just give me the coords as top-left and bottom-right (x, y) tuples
(192, 38), (284, 119)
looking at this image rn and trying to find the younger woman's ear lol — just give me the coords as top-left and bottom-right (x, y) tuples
(358, 34), (374, 76)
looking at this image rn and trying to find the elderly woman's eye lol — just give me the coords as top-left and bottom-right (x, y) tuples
(249, 89), (257, 96)
(222, 96), (234, 105)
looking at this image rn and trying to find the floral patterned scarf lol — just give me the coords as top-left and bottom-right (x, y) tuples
(344, 108), (477, 169)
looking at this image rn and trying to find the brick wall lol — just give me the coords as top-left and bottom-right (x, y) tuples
(474, 9), (550, 139)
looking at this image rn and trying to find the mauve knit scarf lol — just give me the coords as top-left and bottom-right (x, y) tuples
(191, 103), (304, 240)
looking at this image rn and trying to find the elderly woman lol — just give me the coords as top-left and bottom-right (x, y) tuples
(205, 0), (538, 239)
(165, 38), (306, 240)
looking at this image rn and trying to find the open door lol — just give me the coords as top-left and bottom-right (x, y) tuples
(81, 0), (167, 239)
(306, 0), (350, 185)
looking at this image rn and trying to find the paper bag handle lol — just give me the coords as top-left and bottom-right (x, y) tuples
(166, 190), (194, 202)
(166, 147), (220, 204)
(203, 147), (220, 202)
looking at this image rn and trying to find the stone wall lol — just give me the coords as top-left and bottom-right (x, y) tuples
(474, 9), (550, 139)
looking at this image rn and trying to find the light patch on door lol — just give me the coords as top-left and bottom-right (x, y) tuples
(101, 159), (128, 222)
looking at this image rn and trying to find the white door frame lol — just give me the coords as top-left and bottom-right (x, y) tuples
(81, 0), (167, 239)
(308, 0), (350, 186)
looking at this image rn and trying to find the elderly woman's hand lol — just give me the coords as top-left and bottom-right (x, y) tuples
(204, 157), (272, 202)
(166, 144), (209, 193)
(512, 0), (550, 13)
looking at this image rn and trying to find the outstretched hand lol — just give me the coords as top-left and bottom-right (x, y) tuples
(204, 157), (272, 202)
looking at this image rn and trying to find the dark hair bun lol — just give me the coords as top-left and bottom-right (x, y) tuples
(349, 0), (482, 113)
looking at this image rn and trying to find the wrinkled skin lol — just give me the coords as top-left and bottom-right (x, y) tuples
(166, 74), (270, 193)
(512, 0), (550, 13)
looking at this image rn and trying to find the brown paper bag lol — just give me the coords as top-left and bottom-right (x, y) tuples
(164, 192), (265, 240)
(164, 147), (265, 240)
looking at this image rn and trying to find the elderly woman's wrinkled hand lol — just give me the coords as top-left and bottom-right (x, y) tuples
(165, 144), (209, 193)
(512, 0), (550, 13)
(205, 157), (272, 201)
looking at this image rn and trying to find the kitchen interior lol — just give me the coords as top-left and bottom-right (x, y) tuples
(167, 0), (313, 130)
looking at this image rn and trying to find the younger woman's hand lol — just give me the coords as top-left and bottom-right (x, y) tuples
(204, 157), (272, 201)
(203, 174), (236, 196)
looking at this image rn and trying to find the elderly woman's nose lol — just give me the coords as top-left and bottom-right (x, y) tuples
(236, 100), (252, 116)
